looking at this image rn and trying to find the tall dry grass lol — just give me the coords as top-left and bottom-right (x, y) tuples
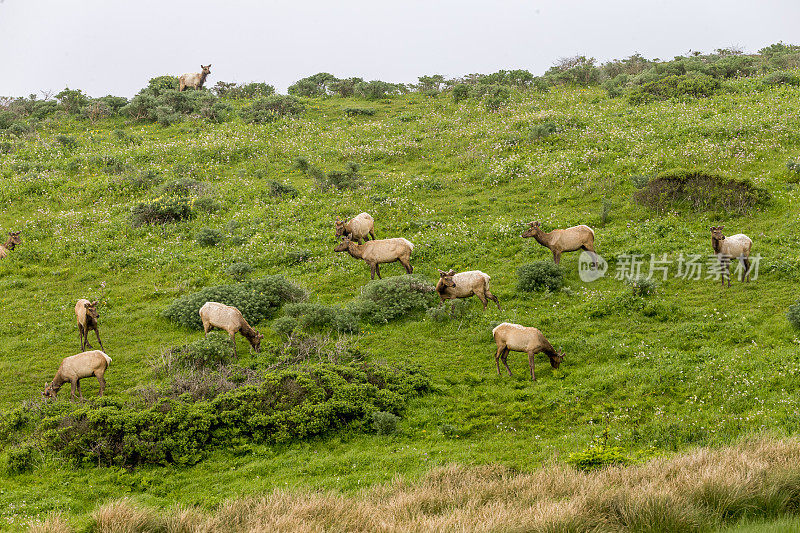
(29, 437), (800, 532)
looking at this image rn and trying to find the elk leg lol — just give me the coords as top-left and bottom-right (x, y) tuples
(94, 327), (104, 351)
(369, 229), (375, 240)
(476, 292), (488, 310)
(375, 264), (382, 279)
(203, 321), (211, 337)
(70, 380), (77, 401)
(400, 258), (413, 274)
(501, 348), (512, 376)
(552, 250), (561, 264)
(486, 290), (501, 310)
(584, 246), (599, 269)
(495, 345), (505, 375)
(97, 373), (106, 396)
(528, 349), (539, 381)
(230, 332), (238, 359)
(743, 258), (751, 282)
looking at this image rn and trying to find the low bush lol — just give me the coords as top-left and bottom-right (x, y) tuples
(517, 262), (564, 292)
(625, 275), (659, 297)
(240, 95), (305, 124)
(452, 84), (470, 103)
(5, 443), (35, 474)
(159, 177), (203, 195)
(633, 169), (770, 215)
(284, 302), (360, 334)
(55, 134), (79, 150)
(213, 81), (276, 99)
(762, 71), (800, 87)
(566, 445), (630, 472)
(529, 122), (557, 140)
(344, 107), (376, 116)
(168, 334), (234, 370)
(627, 74), (721, 104)
(314, 162), (362, 191)
(629, 174), (650, 189)
(268, 179), (299, 198)
(162, 275), (304, 331)
(195, 228), (222, 246)
(426, 299), (470, 322)
(372, 411), (400, 435)
(119, 170), (162, 191)
(23, 362), (430, 467)
(348, 275), (436, 324)
(788, 300), (800, 331)
(272, 316), (300, 337)
(131, 196), (194, 227)
(226, 262), (253, 282)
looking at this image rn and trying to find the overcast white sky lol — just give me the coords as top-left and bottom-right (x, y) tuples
(1, 0), (798, 98)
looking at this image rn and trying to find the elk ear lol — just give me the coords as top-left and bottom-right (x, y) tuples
(91, 301), (98, 306)
(447, 269), (456, 275)
(84, 302), (91, 308)
(719, 226), (724, 230)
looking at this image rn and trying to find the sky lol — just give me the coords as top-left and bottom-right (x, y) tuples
(1, 0), (799, 98)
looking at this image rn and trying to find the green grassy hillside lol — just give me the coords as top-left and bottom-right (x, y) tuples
(2, 75), (800, 529)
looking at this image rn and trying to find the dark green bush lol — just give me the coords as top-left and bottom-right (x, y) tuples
(630, 174), (650, 189)
(213, 81), (275, 99)
(155, 105), (181, 127)
(240, 95), (305, 124)
(284, 303), (360, 334)
(633, 169), (770, 215)
(29, 362), (429, 467)
(169, 335), (234, 370)
(355, 80), (399, 99)
(272, 316), (300, 337)
(315, 162), (362, 191)
(226, 262), (253, 282)
(348, 275), (436, 324)
(56, 88), (89, 114)
(131, 196), (194, 227)
(55, 134), (79, 150)
(344, 107), (376, 117)
(627, 74), (721, 104)
(268, 180), (299, 198)
(625, 275), (659, 297)
(288, 73), (338, 97)
(283, 249), (312, 265)
(788, 300), (800, 331)
(372, 411), (400, 435)
(195, 228), (222, 246)
(762, 71), (800, 87)
(426, 299), (469, 322)
(193, 196), (221, 213)
(118, 170), (162, 191)
(517, 262), (564, 292)
(162, 275), (304, 331)
(529, 122), (557, 140)
(5, 443), (35, 474)
(566, 445), (630, 472)
(452, 84), (470, 103)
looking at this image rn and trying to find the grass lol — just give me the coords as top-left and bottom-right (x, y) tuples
(24, 437), (800, 532)
(2, 74), (800, 528)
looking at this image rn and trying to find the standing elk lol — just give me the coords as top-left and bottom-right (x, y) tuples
(43, 350), (112, 401)
(492, 322), (564, 381)
(710, 226), (753, 287)
(75, 299), (104, 352)
(522, 221), (598, 267)
(436, 269), (500, 310)
(199, 301), (263, 358)
(179, 64), (212, 91)
(334, 236), (414, 280)
(335, 213), (375, 244)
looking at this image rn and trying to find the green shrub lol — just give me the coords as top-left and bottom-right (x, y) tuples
(159, 177), (203, 195)
(120, 170), (162, 191)
(55, 134), (79, 150)
(272, 316), (300, 337)
(213, 81), (276, 99)
(195, 228), (222, 246)
(131, 196), (194, 227)
(426, 299), (470, 322)
(627, 74), (721, 104)
(5, 443), (35, 474)
(29, 362), (429, 467)
(344, 107), (376, 116)
(625, 275), (659, 297)
(529, 122), (557, 140)
(56, 88), (89, 114)
(762, 71), (800, 87)
(517, 262), (564, 292)
(315, 162), (362, 191)
(226, 262), (253, 282)
(452, 84), (470, 103)
(788, 300), (800, 331)
(348, 275), (436, 324)
(170, 335), (233, 370)
(566, 445), (630, 472)
(633, 169), (770, 215)
(193, 196), (221, 213)
(162, 275), (305, 331)
(268, 180), (299, 198)
(630, 174), (650, 189)
(284, 303), (360, 334)
(372, 411), (400, 435)
(241, 95), (305, 124)
(355, 80), (399, 99)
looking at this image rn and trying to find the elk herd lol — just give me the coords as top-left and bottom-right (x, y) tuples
(0, 212), (754, 400)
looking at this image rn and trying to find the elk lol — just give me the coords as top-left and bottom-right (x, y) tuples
(492, 322), (564, 381)
(0, 231), (22, 259)
(334, 236), (414, 280)
(335, 213), (375, 244)
(710, 226), (753, 287)
(43, 350), (112, 401)
(75, 299), (104, 352)
(179, 64), (212, 91)
(522, 221), (598, 267)
(199, 301), (263, 358)
(436, 269), (500, 310)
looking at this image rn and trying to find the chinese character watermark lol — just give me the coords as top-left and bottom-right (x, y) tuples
(578, 253), (760, 282)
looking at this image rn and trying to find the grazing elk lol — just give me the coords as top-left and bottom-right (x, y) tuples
(436, 269), (500, 310)
(335, 213), (376, 244)
(179, 64), (212, 91)
(334, 236), (414, 280)
(492, 322), (564, 381)
(43, 350), (112, 401)
(710, 226), (753, 287)
(199, 301), (263, 358)
(0, 231), (22, 259)
(522, 221), (598, 267)
(75, 299), (104, 352)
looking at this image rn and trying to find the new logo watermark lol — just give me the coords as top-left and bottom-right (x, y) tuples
(578, 253), (760, 282)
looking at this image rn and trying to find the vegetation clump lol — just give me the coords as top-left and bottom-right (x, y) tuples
(348, 275), (436, 323)
(240, 95), (304, 123)
(788, 300), (800, 331)
(161, 275), (305, 330)
(131, 196), (194, 227)
(633, 169), (770, 215)
(517, 262), (564, 292)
